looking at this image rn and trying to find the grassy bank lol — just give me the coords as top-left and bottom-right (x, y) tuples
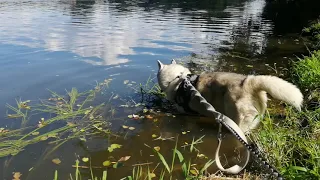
(251, 50), (320, 179)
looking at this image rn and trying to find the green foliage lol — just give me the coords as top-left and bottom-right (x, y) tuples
(252, 108), (320, 179)
(302, 20), (320, 49)
(291, 50), (320, 91)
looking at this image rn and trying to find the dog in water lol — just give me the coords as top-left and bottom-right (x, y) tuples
(157, 59), (303, 133)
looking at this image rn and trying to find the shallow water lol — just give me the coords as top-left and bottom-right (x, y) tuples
(0, 0), (316, 179)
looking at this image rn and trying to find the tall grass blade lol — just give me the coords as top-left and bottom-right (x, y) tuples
(155, 150), (170, 173)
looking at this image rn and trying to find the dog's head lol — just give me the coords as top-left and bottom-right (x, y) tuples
(157, 59), (191, 100)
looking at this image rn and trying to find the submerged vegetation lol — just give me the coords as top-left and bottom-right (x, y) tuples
(1, 79), (113, 158)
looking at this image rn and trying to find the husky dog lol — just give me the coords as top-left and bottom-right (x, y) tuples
(157, 60), (303, 133)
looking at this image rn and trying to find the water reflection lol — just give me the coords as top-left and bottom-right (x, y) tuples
(0, 0), (273, 66)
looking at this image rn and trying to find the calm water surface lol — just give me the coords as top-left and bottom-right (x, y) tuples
(0, 0), (314, 179)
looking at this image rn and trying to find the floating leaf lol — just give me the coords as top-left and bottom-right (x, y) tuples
(118, 156), (131, 162)
(113, 94), (119, 99)
(79, 137), (86, 142)
(246, 65), (253, 68)
(122, 125), (129, 129)
(108, 144), (122, 152)
(123, 80), (129, 84)
(13, 172), (22, 180)
(52, 158), (61, 165)
(31, 132), (39, 136)
(149, 172), (156, 178)
(82, 157), (89, 162)
(182, 131), (187, 135)
(143, 109), (149, 113)
(152, 134), (157, 138)
(128, 115), (133, 118)
(113, 162), (124, 168)
(103, 160), (111, 167)
(154, 146), (160, 152)
(145, 115), (153, 119)
(128, 127), (135, 130)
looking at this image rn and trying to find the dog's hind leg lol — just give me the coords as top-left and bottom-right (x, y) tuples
(233, 97), (261, 134)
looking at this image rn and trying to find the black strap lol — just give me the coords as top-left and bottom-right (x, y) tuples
(175, 74), (199, 113)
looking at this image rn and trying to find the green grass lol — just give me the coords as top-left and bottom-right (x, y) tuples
(291, 50), (320, 91)
(251, 50), (320, 180)
(53, 160), (108, 180)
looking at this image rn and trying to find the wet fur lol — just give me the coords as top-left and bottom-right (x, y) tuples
(157, 60), (303, 133)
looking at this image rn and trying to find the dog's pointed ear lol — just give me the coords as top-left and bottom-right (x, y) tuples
(171, 59), (177, 64)
(157, 60), (164, 71)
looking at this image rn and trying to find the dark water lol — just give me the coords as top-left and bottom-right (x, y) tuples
(0, 0), (316, 179)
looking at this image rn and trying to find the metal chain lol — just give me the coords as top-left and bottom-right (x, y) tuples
(183, 77), (283, 180)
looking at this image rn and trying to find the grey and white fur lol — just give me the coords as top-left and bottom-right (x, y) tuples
(157, 60), (303, 133)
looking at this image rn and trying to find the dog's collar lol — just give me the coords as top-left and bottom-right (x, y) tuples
(174, 74), (199, 113)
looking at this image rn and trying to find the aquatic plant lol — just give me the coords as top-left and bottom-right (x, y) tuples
(1, 79), (112, 158)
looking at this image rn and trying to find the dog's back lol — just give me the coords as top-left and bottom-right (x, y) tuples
(196, 72), (248, 123)
(195, 71), (303, 132)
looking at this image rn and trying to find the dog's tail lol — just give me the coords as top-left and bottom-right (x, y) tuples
(246, 75), (303, 111)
